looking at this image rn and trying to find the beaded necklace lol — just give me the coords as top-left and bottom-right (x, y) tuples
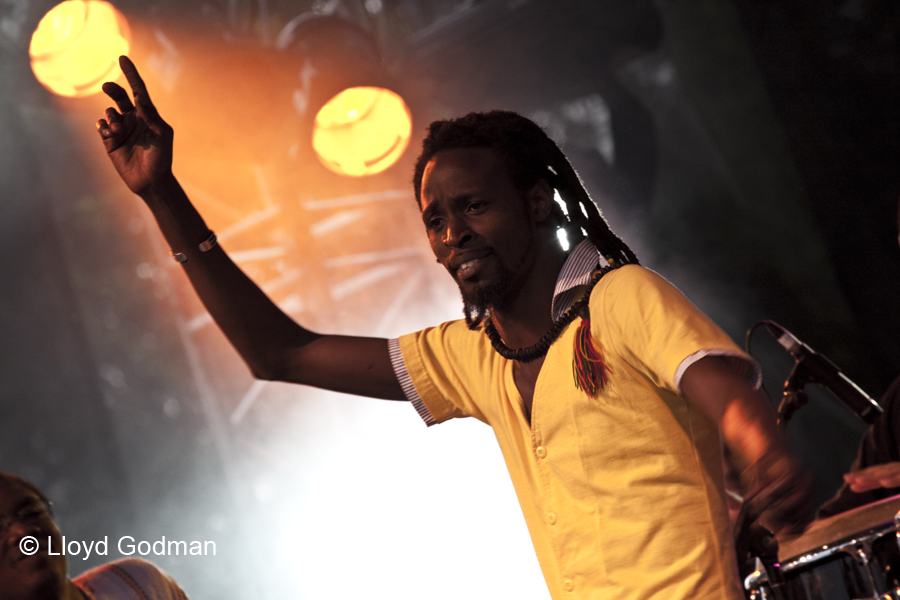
(483, 264), (617, 395)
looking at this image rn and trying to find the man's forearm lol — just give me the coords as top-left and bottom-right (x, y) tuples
(140, 173), (319, 381)
(682, 356), (812, 532)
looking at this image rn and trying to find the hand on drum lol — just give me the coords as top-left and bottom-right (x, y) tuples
(740, 449), (815, 535)
(843, 461), (900, 493)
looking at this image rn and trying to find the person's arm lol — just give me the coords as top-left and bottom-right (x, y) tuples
(819, 375), (900, 516)
(97, 56), (404, 400)
(842, 462), (900, 492)
(681, 356), (813, 534)
(841, 377), (900, 492)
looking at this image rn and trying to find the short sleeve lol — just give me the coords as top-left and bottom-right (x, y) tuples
(593, 265), (759, 395)
(397, 320), (496, 425)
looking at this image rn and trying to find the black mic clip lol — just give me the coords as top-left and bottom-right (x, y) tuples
(776, 361), (811, 426)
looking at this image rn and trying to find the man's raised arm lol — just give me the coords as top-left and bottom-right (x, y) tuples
(96, 56), (404, 400)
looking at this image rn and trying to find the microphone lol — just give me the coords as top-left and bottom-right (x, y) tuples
(764, 321), (882, 424)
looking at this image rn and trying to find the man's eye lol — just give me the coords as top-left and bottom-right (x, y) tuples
(18, 505), (48, 520)
(427, 217), (445, 230)
(466, 201), (485, 212)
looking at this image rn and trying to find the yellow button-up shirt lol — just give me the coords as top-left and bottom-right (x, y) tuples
(393, 256), (751, 600)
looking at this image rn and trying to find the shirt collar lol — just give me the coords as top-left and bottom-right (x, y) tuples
(550, 239), (604, 321)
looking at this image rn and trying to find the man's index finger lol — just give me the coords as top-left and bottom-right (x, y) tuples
(119, 55), (147, 98)
(118, 55), (164, 121)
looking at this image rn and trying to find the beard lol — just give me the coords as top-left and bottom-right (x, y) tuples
(461, 273), (512, 329)
(459, 236), (534, 330)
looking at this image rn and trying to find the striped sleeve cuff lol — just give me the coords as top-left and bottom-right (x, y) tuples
(388, 337), (437, 426)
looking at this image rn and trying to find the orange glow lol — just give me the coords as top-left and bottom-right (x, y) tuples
(312, 87), (412, 177)
(29, 0), (130, 97)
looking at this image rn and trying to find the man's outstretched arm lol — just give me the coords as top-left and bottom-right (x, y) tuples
(96, 56), (405, 400)
(681, 356), (813, 534)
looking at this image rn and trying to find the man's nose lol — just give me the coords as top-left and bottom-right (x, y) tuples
(442, 216), (473, 247)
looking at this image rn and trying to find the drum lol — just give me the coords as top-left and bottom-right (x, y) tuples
(744, 494), (900, 600)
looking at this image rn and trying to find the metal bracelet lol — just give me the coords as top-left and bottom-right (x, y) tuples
(170, 231), (217, 262)
(199, 231), (217, 252)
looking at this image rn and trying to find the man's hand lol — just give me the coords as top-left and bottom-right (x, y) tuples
(739, 449), (814, 534)
(96, 56), (173, 196)
(843, 462), (900, 493)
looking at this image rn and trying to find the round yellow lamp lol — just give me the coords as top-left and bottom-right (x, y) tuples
(29, 0), (130, 98)
(312, 87), (412, 177)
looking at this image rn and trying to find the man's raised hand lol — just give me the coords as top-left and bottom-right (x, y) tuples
(96, 56), (173, 196)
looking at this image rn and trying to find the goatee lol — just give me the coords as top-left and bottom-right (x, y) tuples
(462, 279), (510, 329)
(459, 236), (535, 329)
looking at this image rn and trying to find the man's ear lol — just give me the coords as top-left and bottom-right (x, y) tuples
(526, 179), (555, 224)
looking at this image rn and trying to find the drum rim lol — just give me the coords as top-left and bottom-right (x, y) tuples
(777, 493), (900, 561)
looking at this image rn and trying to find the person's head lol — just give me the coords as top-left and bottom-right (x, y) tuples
(413, 110), (638, 326)
(419, 146), (556, 326)
(0, 473), (67, 600)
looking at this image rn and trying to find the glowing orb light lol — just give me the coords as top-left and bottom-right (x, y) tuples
(29, 0), (130, 97)
(312, 87), (412, 177)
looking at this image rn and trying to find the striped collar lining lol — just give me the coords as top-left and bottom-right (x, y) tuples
(550, 239), (604, 321)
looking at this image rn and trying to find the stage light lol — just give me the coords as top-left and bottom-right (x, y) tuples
(312, 86), (412, 177)
(29, 0), (130, 97)
(277, 15), (413, 177)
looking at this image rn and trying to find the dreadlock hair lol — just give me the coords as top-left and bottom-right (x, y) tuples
(413, 110), (639, 327)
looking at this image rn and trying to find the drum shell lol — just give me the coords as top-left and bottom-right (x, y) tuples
(746, 495), (900, 600)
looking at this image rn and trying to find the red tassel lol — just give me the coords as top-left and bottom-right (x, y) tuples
(572, 317), (610, 396)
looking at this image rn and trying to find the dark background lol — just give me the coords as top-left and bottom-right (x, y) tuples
(1, 0), (897, 598)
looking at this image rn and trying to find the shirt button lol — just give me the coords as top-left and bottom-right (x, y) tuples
(547, 512), (557, 525)
(535, 446), (547, 459)
(563, 579), (574, 592)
